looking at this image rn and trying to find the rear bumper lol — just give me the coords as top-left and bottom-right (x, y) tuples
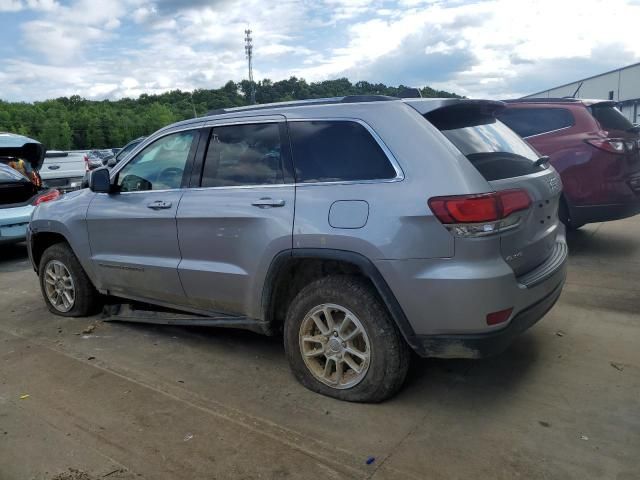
(375, 231), (567, 358)
(571, 200), (640, 225)
(412, 280), (563, 358)
(0, 205), (33, 244)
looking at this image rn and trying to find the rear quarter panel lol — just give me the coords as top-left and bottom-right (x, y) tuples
(286, 102), (492, 260)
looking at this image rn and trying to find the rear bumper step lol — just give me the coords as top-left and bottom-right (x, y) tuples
(516, 241), (568, 288)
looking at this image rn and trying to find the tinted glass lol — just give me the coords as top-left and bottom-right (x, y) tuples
(289, 121), (396, 183)
(589, 104), (634, 131)
(498, 108), (574, 137)
(428, 108), (544, 181)
(117, 131), (195, 192)
(201, 123), (284, 187)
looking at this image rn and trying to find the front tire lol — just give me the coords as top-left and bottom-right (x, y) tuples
(39, 243), (102, 317)
(284, 275), (410, 402)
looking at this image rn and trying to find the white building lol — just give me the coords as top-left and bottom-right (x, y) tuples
(523, 62), (640, 124)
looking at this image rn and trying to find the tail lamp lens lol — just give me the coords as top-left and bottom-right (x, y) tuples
(586, 138), (634, 154)
(428, 189), (531, 224)
(33, 189), (61, 206)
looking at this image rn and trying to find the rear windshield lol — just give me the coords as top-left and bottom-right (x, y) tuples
(589, 104), (634, 132)
(426, 105), (545, 181)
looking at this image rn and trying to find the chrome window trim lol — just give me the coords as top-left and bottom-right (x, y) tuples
(111, 117), (404, 194)
(522, 124), (573, 139)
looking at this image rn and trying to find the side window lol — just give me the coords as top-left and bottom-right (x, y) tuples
(201, 123), (284, 187)
(499, 108), (574, 137)
(117, 131), (196, 192)
(289, 121), (396, 183)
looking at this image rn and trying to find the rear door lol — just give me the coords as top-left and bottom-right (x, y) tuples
(424, 102), (563, 277)
(176, 116), (295, 316)
(86, 129), (200, 305)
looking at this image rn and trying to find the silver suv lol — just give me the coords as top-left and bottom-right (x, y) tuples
(27, 96), (567, 402)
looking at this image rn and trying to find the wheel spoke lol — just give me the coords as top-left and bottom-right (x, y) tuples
(344, 353), (363, 373)
(63, 290), (73, 305)
(338, 314), (352, 335)
(322, 358), (335, 382)
(346, 347), (367, 361)
(46, 269), (56, 280)
(335, 359), (344, 384)
(45, 277), (56, 285)
(323, 307), (335, 330)
(343, 326), (361, 342)
(302, 335), (325, 345)
(311, 313), (330, 335)
(303, 348), (325, 358)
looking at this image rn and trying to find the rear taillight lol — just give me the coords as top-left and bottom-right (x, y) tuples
(33, 189), (61, 206)
(428, 189), (531, 237)
(586, 138), (636, 154)
(83, 154), (89, 172)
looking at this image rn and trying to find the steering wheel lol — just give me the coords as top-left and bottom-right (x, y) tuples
(157, 167), (183, 187)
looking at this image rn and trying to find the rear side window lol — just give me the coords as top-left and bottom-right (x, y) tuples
(426, 105), (544, 181)
(201, 123), (285, 187)
(498, 108), (574, 137)
(289, 121), (396, 183)
(589, 104), (634, 132)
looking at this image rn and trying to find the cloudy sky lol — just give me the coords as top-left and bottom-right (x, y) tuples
(1, 0), (640, 102)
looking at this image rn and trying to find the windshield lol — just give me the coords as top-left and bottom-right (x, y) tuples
(589, 104), (634, 132)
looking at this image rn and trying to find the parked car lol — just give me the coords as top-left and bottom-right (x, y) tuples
(499, 98), (640, 228)
(27, 97), (567, 402)
(0, 134), (59, 244)
(105, 137), (146, 168)
(41, 151), (86, 193)
(85, 149), (115, 170)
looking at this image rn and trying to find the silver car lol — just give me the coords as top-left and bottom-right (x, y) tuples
(27, 97), (567, 402)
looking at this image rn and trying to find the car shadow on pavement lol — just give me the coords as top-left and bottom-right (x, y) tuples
(566, 226), (639, 259)
(401, 332), (541, 403)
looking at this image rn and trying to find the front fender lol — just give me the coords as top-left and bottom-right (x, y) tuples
(30, 189), (97, 284)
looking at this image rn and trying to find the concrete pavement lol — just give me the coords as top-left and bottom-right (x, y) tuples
(0, 217), (639, 479)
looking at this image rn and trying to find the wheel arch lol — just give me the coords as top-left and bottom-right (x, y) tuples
(262, 249), (420, 352)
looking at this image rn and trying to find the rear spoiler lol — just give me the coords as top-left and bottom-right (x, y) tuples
(404, 99), (506, 131)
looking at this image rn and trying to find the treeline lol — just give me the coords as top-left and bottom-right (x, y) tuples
(0, 77), (460, 150)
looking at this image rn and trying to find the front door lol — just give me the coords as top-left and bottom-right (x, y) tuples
(177, 117), (295, 317)
(86, 129), (200, 305)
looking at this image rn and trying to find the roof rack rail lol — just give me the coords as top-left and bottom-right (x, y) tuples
(205, 95), (398, 117)
(504, 97), (582, 103)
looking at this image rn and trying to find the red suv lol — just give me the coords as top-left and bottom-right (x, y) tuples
(499, 99), (640, 228)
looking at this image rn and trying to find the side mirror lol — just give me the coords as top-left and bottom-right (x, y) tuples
(88, 167), (112, 193)
(107, 157), (117, 168)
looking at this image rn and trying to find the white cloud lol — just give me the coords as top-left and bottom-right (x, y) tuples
(2, 0), (640, 101)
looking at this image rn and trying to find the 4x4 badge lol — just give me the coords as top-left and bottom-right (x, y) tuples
(547, 176), (561, 194)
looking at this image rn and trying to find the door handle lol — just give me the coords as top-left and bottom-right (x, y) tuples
(147, 200), (172, 210)
(251, 198), (286, 208)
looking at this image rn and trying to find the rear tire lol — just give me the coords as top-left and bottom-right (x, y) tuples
(39, 243), (102, 317)
(284, 275), (410, 402)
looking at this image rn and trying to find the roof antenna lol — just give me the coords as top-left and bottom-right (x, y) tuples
(571, 81), (583, 98)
